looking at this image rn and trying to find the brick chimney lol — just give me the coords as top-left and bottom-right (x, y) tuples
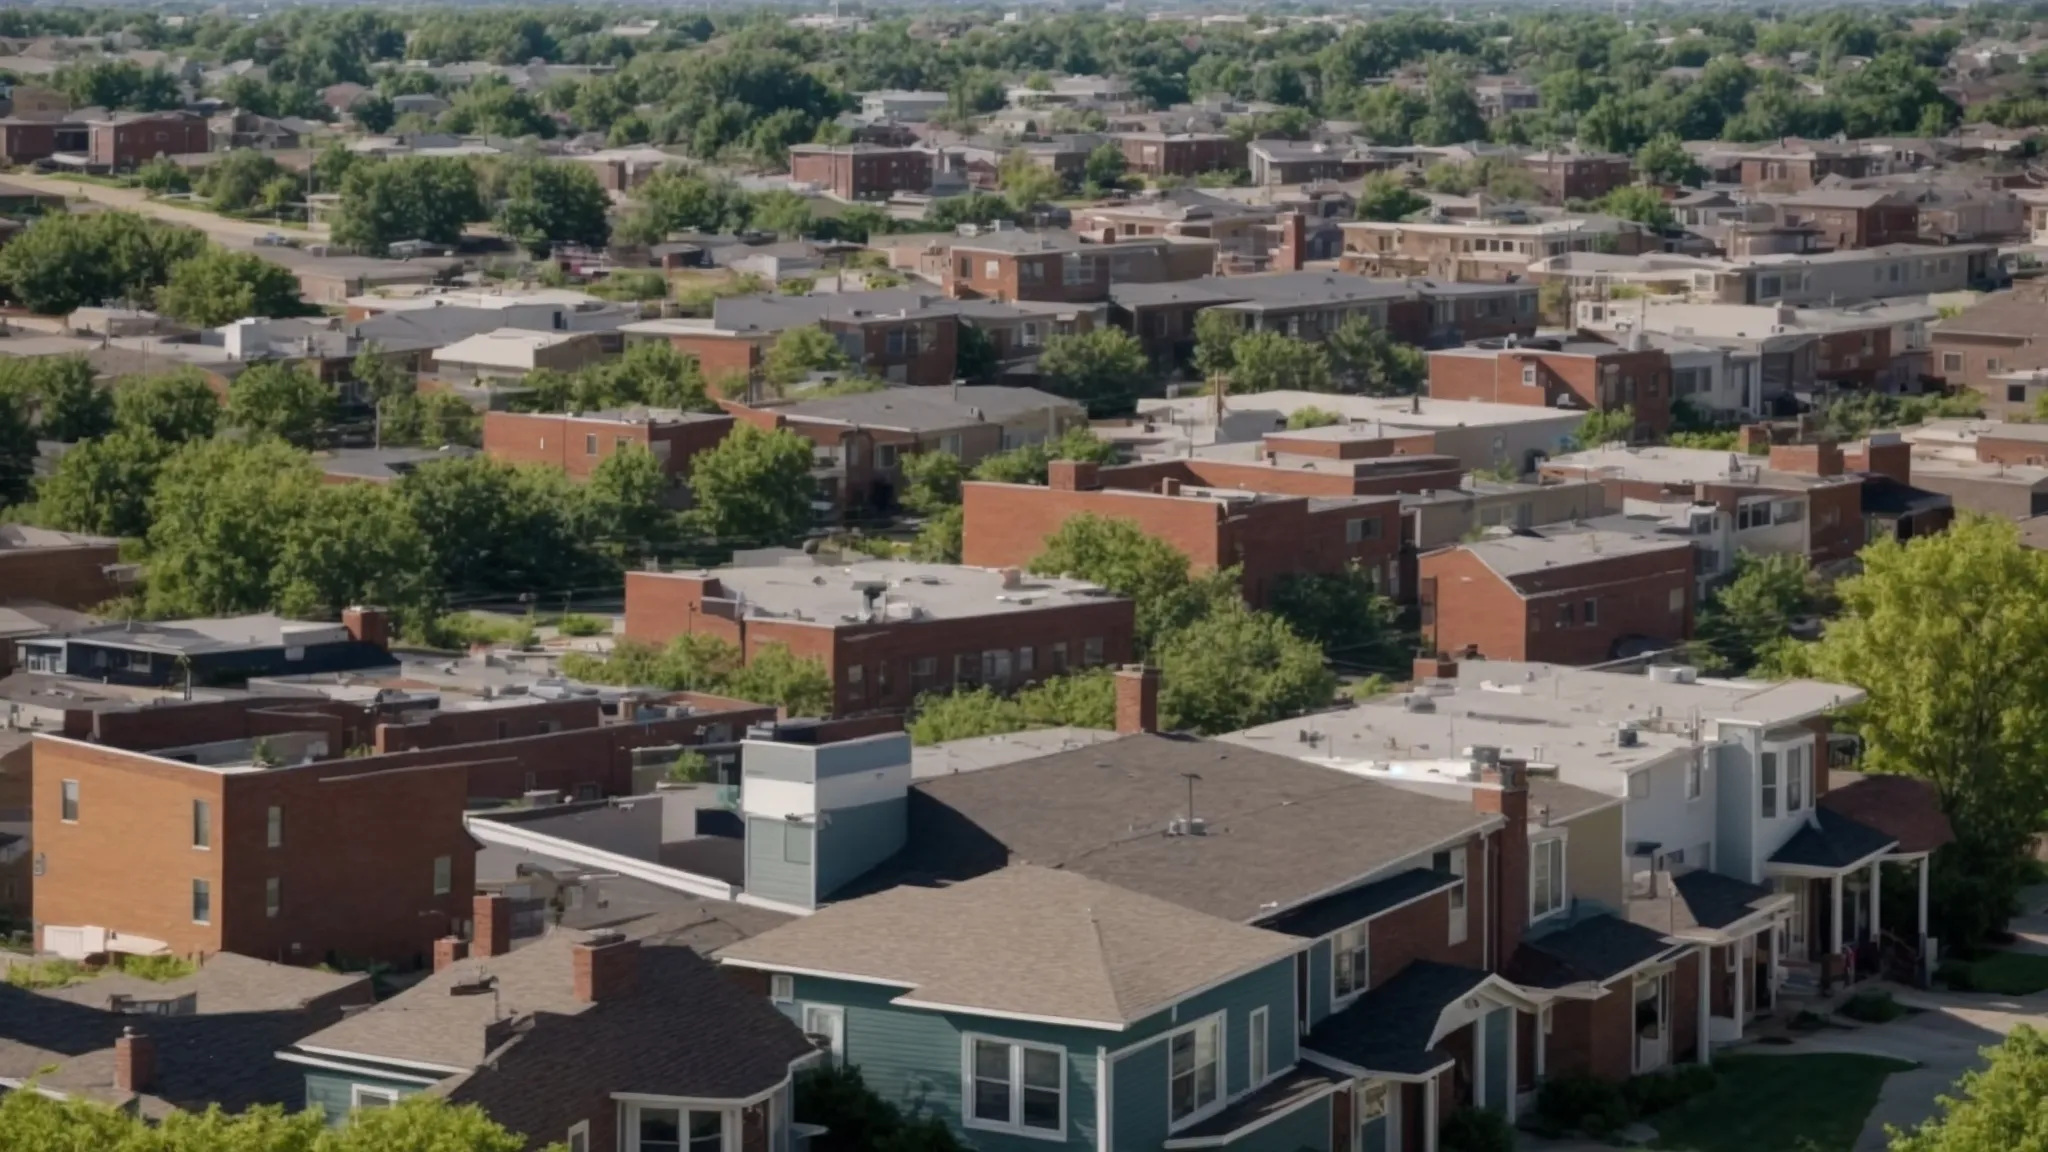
(114, 1026), (154, 1094)
(1471, 757), (1531, 968)
(572, 930), (640, 1003)
(1114, 665), (1160, 734)
(1736, 424), (1774, 454)
(1277, 211), (1306, 272)
(433, 936), (469, 973)
(1413, 654), (1458, 682)
(1769, 439), (1843, 478)
(342, 606), (389, 649)
(1049, 459), (1100, 491)
(473, 893), (510, 959)
(1846, 433), (1911, 486)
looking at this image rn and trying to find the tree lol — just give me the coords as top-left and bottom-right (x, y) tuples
(909, 505), (963, 562)
(115, 369), (220, 444)
(998, 150), (1062, 214)
(1028, 513), (1237, 654)
(0, 390), (34, 508)
(1597, 185), (1674, 230)
(331, 157), (485, 255)
(688, 423), (815, 543)
(899, 451), (964, 515)
(0, 355), (111, 442)
(1271, 565), (1406, 663)
(584, 443), (678, 561)
(763, 327), (854, 393)
(34, 430), (172, 537)
(0, 1086), (556, 1151)
(1783, 517), (2048, 949)
(227, 362), (332, 448)
(1574, 405), (1637, 448)
(615, 172), (748, 245)
(495, 158), (611, 257)
(1227, 331), (1333, 393)
(273, 480), (440, 626)
(1358, 173), (1429, 222)
(1325, 317), (1426, 395)
(969, 427), (1121, 486)
(1891, 1025), (2048, 1152)
(0, 211), (205, 315)
(908, 671), (1116, 744)
(1635, 133), (1705, 186)
(726, 642), (835, 716)
(395, 455), (596, 596)
(197, 149), (288, 214)
(1155, 600), (1336, 734)
(580, 341), (714, 411)
(1693, 552), (1820, 674)
(1192, 310), (1243, 382)
(353, 91), (397, 133)
(955, 323), (999, 385)
(1037, 328), (1150, 417)
(1083, 141), (1128, 189)
(144, 438), (323, 617)
(1286, 406), (1344, 430)
(157, 249), (310, 327)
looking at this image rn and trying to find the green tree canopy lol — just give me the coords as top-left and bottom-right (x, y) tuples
(1891, 1025), (2048, 1152)
(0, 211), (206, 315)
(687, 422), (816, 542)
(1325, 317), (1426, 395)
(227, 362), (332, 448)
(273, 479), (441, 626)
(1270, 564), (1406, 665)
(1574, 405), (1638, 448)
(145, 437), (324, 617)
(562, 633), (832, 715)
(1286, 406), (1344, 430)
(584, 442), (679, 561)
(899, 451), (965, 516)
(1635, 133), (1705, 186)
(1083, 141), (1128, 189)
(197, 149), (289, 214)
(1036, 328), (1150, 417)
(0, 355), (111, 443)
(395, 454), (600, 596)
(116, 369), (221, 444)
(331, 157), (486, 255)
(0, 389), (36, 508)
(1154, 599), (1336, 734)
(909, 671), (1117, 744)
(1358, 173), (1429, 222)
(0, 1084), (555, 1151)
(157, 249), (311, 327)
(999, 149), (1062, 214)
(1597, 185), (1674, 230)
(763, 327), (855, 393)
(494, 157), (612, 257)
(1693, 552), (1821, 675)
(969, 427), (1120, 486)
(1226, 330), (1333, 393)
(1029, 513), (1238, 654)
(34, 430), (170, 538)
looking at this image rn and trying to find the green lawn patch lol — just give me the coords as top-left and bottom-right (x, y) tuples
(1941, 950), (2048, 995)
(1651, 1054), (1915, 1152)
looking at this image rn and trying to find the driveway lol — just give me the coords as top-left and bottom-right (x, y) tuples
(6, 172), (326, 250)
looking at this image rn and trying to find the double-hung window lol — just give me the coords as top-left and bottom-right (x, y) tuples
(1786, 744), (1808, 812)
(1247, 1006), (1269, 1085)
(1168, 1015), (1222, 1125)
(1760, 751), (1779, 818)
(966, 1036), (1065, 1137)
(1333, 924), (1369, 1000)
(1433, 847), (1468, 945)
(1531, 837), (1567, 921)
(1686, 750), (1705, 801)
(632, 1107), (723, 1152)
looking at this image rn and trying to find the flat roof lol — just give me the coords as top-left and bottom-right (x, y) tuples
(1545, 444), (1857, 490)
(1452, 527), (1695, 579)
(1139, 390), (1586, 433)
(1422, 660), (1864, 729)
(0, 524), (117, 551)
(662, 550), (1124, 625)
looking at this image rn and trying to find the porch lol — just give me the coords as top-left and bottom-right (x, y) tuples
(1767, 808), (1928, 995)
(1623, 868), (1795, 1047)
(1510, 913), (1706, 1086)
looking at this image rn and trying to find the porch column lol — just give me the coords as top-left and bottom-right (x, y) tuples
(1918, 855), (1931, 950)
(1732, 937), (1746, 1028)
(1535, 1007), (1547, 1079)
(1425, 1072), (1440, 1152)
(1691, 948), (1709, 1065)
(1505, 1008), (1519, 1122)
(1869, 859), (1883, 947)
(1830, 874), (1845, 955)
(1473, 1017), (1486, 1114)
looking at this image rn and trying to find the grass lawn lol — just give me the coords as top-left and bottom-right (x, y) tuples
(1652, 1054), (1915, 1152)
(1946, 950), (2048, 995)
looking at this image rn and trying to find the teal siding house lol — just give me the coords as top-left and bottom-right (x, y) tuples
(719, 866), (1351, 1152)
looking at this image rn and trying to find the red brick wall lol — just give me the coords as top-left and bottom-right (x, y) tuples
(90, 697), (369, 754)
(373, 698), (603, 752)
(662, 334), (767, 392)
(1421, 545), (1695, 665)
(483, 412), (734, 480)
(841, 316), (958, 389)
(1807, 484), (1865, 565)
(963, 482), (1231, 572)
(1419, 548), (1532, 662)
(1547, 982), (1635, 1081)
(93, 115), (208, 168)
(1368, 837), (1486, 983)
(0, 543), (122, 609)
(1972, 434), (2048, 466)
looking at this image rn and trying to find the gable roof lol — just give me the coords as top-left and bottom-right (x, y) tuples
(1625, 868), (1786, 937)
(1303, 961), (1488, 1076)
(1512, 914), (1685, 987)
(1820, 771), (1954, 855)
(1768, 807), (1898, 870)
(717, 866), (1299, 1029)
(858, 733), (1498, 924)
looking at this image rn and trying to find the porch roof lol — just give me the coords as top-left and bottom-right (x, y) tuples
(1624, 869), (1786, 937)
(1820, 771), (1954, 855)
(1262, 868), (1459, 940)
(1767, 808), (1899, 872)
(1162, 1063), (1348, 1148)
(1303, 961), (1485, 1076)
(1511, 914), (1686, 987)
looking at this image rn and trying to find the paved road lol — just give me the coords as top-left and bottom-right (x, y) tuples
(8, 172), (327, 250)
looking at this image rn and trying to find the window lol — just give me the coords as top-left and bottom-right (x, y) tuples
(566, 1122), (589, 1152)
(1346, 517), (1381, 543)
(1773, 500), (1804, 525)
(846, 663), (864, 700)
(877, 444), (900, 469)
(1359, 1082), (1389, 1121)
(1017, 646), (1034, 674)
(802, 1004), (845, 1066)
(432, 855), (452, 896)
(1433, 847), (1468, 945)
(1248, 1006), (1269, 1086)
(1583, 598), (1599, 626)
(1786, 743), (1808, 811)
(584, 434), (598, 457)
(1168, 1015), (1222, 1125)
(1557, 603), (1574, 628)
(939, 434), (963, 456)
(1051, 642), (1069, 672)
(60, 780), (78, 822)
(981, 649), (1012, 684)
(1669, 587), (1685, 613)
(1760, 751), (1779, 818)
(124, 651), (150, 673)
(265, 876), (281, 918)
(984, 259), (999, 279)
(191, 878), (211, 925)
(1989, 357), (2005, 373)
(192, 800), (211, 849)
(632, 1107), (722, 1152)
(1736, 499), (1773, 531)
(785, 823), (813, 866)
(966, 1036), (1066, 1136)
(1686, 749), (1705, 800)
(1532, 837), (1567, 920)
(1082, 637), (1104, 666)
(1942, 353), (1963, 373)
(2013, 385), (2030, 404)
(267, 806), (282, 848)
(770, 974), (795, 1003)
(1333, 924), (1369, 999)
(350, 1085), (398, 1111)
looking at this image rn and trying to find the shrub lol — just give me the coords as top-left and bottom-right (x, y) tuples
(1936, 959), (1977, 991)
(556, 613), (609, 637)
(1440, 1104), (1515, 1152)
(1622, 1063), (1717, 1117)
(1535, 1074), (1631, 1138)
(1840, 990), (1907, 1024)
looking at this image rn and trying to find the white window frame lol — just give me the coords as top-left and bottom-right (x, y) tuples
(802, 1003), (846, 1067)
(1760, 750), (1779, 819)
(1531, 835), (1568, 922)
(627, 1104), (726, 1152)
(1686, 749), (1705, 801)
(432, 855), (452, 896)
(1166, 1012), (1225, 1129)
(770, 974), (795, 1003)
(191, 878), (211, 925)
(1331, 923), (1370, 1003)
(1247, 1006), (1269, 1087)
(349, 1084), (398, 1110)
(192, 799), (211, 850)
(566, 1120), (590, 1152)
(1435, 846), (1468, 945)
(1785, 742), (1809, 812)
(60, 779), (78, 823)
(962, 1033), (1067, 1140)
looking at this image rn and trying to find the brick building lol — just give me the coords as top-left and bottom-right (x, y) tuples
(942, 230), (1116, 304)
(14, 609), (394, 688)
(1521, 150), (1635, 203)
(1930, 286), (2048, 416)
(962, 458), (1411, 605)
(1774, 188), (1920, 250)
(625, 551), (1135, 715)
(88, 111), (209, 169)
(788, 143), (932, 200)
(0, 524), (123, 610)
(0, 115), (84, 165)
(1340, 212), (1658, 281)
(623, 288), (962, 390)
(1730, 142), (1877, 192)
(32, 735), (477, 966)
(1113, 131), (1246, 178)
(1418, 528), (1697, 665)
(481, 408), (733, 486)
(1428, 334), (1676, 440)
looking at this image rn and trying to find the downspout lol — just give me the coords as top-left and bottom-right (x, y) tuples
(1484, 830), (1495, 971)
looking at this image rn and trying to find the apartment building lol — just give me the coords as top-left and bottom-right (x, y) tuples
(1576, 299), (1937, 404)
(0, 524), (123, 611)
(942, 230), (1118, 304)
(1771, 188), (1919, 250)
(1931, 286), (2048, 416)
(0, 114), (85, 164)
(1901, 419), (2048, 519)
(431, 329), (610, 385)
(87, 110), (209, 169)
(1113, 131), (1246, 177)
(788, 143), (933, 200)
(963, 458), (1411, 605)
(32, 734), (477, 965)
(1248, 139), (1384, 185)
(1428, 333), (1676, 439)
(1404, 478), (1610, 549)
(1340, 211), (1658, 282)
(1521, 150), (1634, 203)
(859, 89), (950, 121)
(624, 551), (1136, 715)
(482, 408), (733, 486)
(1536, 244), (1996, 310)
(13, 610), (394, 688)
(1729, 141), (1879, 192)
(623, 287), (964, 390)
(1418, 528), (1698, 665)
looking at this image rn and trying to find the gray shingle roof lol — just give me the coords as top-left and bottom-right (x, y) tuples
(863, 733), (1498, 924)
(1767, 808), (1898, 870)
(1513, 914), (1684, 987)
(1304, 961), (1483, 1075)
(1624, 869), (1783, 936)
(1263, 868), (1458, 939)
(717, 866), (1300, 1028)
